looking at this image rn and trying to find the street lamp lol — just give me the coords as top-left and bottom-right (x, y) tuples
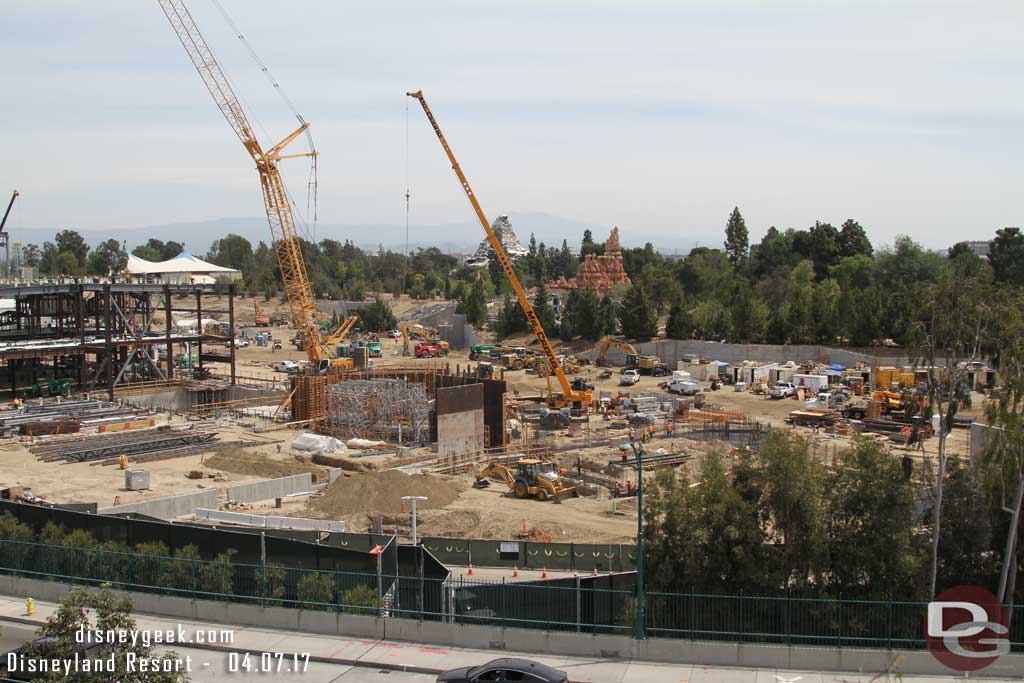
(629, 439), (645, 640)
(402, 495), (428, 545)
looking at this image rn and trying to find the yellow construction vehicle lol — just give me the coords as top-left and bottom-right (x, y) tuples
(400, 323), (447, 357)
(595, 337), (638, 367)
(157, 0), (350, 373)
(473, 459), (577, 502)
(408, 90), (591, 411)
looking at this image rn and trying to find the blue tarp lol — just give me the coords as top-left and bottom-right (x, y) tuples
(824, 369), (842, 377)
(829, 363), (847, 371)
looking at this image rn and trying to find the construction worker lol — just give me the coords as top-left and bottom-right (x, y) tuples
(625, 480), (633, 496)
(648, 424), (655, 441)
(620, 447), (629, 465)
(628, 426), (636, 443)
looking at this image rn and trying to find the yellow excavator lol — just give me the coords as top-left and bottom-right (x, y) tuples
(595, 337), (639, 367)
(474, 459), (577, 502)
(408, 90), (591, 412)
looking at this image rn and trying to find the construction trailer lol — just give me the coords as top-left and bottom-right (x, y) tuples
(0, 283), (237, 399)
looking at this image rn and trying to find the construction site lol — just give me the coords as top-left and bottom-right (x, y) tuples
(4, 3), (1023, 674)
(0, 0), (994, 554)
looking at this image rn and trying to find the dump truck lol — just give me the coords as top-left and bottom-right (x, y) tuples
(473, 459), (577, 502)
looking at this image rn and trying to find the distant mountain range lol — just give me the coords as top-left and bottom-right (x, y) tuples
(9, 212), (703, 257)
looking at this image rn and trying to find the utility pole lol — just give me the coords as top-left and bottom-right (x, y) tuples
(403, 495), (428, 545)
(630, 439), (646, 639)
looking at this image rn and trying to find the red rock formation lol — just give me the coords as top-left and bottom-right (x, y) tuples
(551, 227), (631, 294)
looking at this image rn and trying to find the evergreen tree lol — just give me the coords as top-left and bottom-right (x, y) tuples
(665, 298), (691, 340)
(724, 207), (749, 268)
(486, 248), (503, 291)
(357, 298), (397, 331)
(457, 276), (488, 327)
(599, 293), (618, 336)
(838, 219), (873, 258)
(619, 284), (658, 340)
(493, 296), (528, 338)
(988, 227), (1024, 286)
(532, 283), (557, 336)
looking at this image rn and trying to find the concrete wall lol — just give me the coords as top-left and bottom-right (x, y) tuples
(971, 422), (1001, 458)
(123, 388), (192, 412)
(1, 574), (1019, 678)
(98, 490), (219, 520)
(436, 384), (485, 458)
(588, 340), (913, 369)
(226, 473), (314, 503)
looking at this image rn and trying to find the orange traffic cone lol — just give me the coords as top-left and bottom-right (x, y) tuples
(467, 562), (474, 576)
(541, 567), (548, 579)
(512, 566), (519, 578)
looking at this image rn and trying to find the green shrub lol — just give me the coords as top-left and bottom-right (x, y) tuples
(339, 583), (383, 616)
(297, 572), (334, 609)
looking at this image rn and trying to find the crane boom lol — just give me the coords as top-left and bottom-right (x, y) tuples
(0, 191), (18, 234)
(406, 90), (588, 409)
(157, 0), (330, 366)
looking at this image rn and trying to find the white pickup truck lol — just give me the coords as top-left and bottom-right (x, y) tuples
(272, 360), (298, 373)
(770, 381), (797, 399)
(666, 379), (701, 395)
(619, 369), (641, 386)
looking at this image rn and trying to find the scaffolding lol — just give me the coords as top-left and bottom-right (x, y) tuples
(323, 378), (432, 443)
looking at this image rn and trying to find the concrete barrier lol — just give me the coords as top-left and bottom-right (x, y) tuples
(98, 489), (219, 520)
(194, 508), (345, 533)
(587, 340), (913, 369)
(226, 473), (313, 503)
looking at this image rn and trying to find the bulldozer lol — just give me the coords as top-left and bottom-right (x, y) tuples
(473, 459), (577, 502)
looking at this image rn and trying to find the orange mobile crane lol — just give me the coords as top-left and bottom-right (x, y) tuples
(157, 0), (350, 372)
(407, 90), (591, 411)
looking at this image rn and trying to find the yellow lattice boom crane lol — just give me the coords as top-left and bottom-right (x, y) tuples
(407, 90), (591, 411)
(157, 0), (350, 371)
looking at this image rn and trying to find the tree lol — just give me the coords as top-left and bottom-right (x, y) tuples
(54, 229), (89, 268)
(532, 283), (557, 336)
(493, 296), (528, 338)
(599, 294), (618, 336)
(132, 244), (162, 262)
(457, 276), (487, 328)
(561, 289), (602, 341)
(486, 248), (504, 291)
(21, 587), (186, 682)
(828, 438), (925, 599)
(909, 259), (992, 597)
(988, 227), (1024, 286)
(87, 239), (128, 276)
(356, 299), (397, 332)
(783, 260), (816, 343)
(723, 207), (749, 268)
(207, 234), (254, 274)
(618, 284), (658, 340)
(757, 430), (827, 591)
(665, 298), (691, 340)
(54, 250), (83, 276)
(580, 229), (604, 258)
(837, 219), (873, 258)
(644, 450), (765, 593)
(691, 299), (732, 340)
(730, 281), (769, 343)
(21, 243), (41, 267)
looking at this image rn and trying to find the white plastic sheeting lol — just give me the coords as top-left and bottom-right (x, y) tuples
(291, 432), (346, 454)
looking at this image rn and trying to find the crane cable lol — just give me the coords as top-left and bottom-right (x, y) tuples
(403, 98), (411, 295)
(211, 0), (318, 240)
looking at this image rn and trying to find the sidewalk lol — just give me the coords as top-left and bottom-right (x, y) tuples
(0, 593), (993, 683)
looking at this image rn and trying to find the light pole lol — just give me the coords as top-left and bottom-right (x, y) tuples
(402, 495), (428, 545)
(629, 439), (645, 640)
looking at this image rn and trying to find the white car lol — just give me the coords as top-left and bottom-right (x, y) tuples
(232, 338), (250, 348)
(388, 329), (401, 338)
(619, 369), (641, 386)
(272, 360), (298, 373)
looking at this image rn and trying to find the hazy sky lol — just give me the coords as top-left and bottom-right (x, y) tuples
(2, 0), (1021, 250)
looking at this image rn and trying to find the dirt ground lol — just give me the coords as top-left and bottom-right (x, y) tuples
(0, 295), (986, 546)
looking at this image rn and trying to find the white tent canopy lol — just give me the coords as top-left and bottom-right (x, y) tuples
(127, 252), (241, 284)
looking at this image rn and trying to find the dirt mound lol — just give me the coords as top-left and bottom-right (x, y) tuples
(308, 470), (462, 517)
(205, 447), (329, 482)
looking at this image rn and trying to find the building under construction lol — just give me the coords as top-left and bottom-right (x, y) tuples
(0, 282), (237, 399)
